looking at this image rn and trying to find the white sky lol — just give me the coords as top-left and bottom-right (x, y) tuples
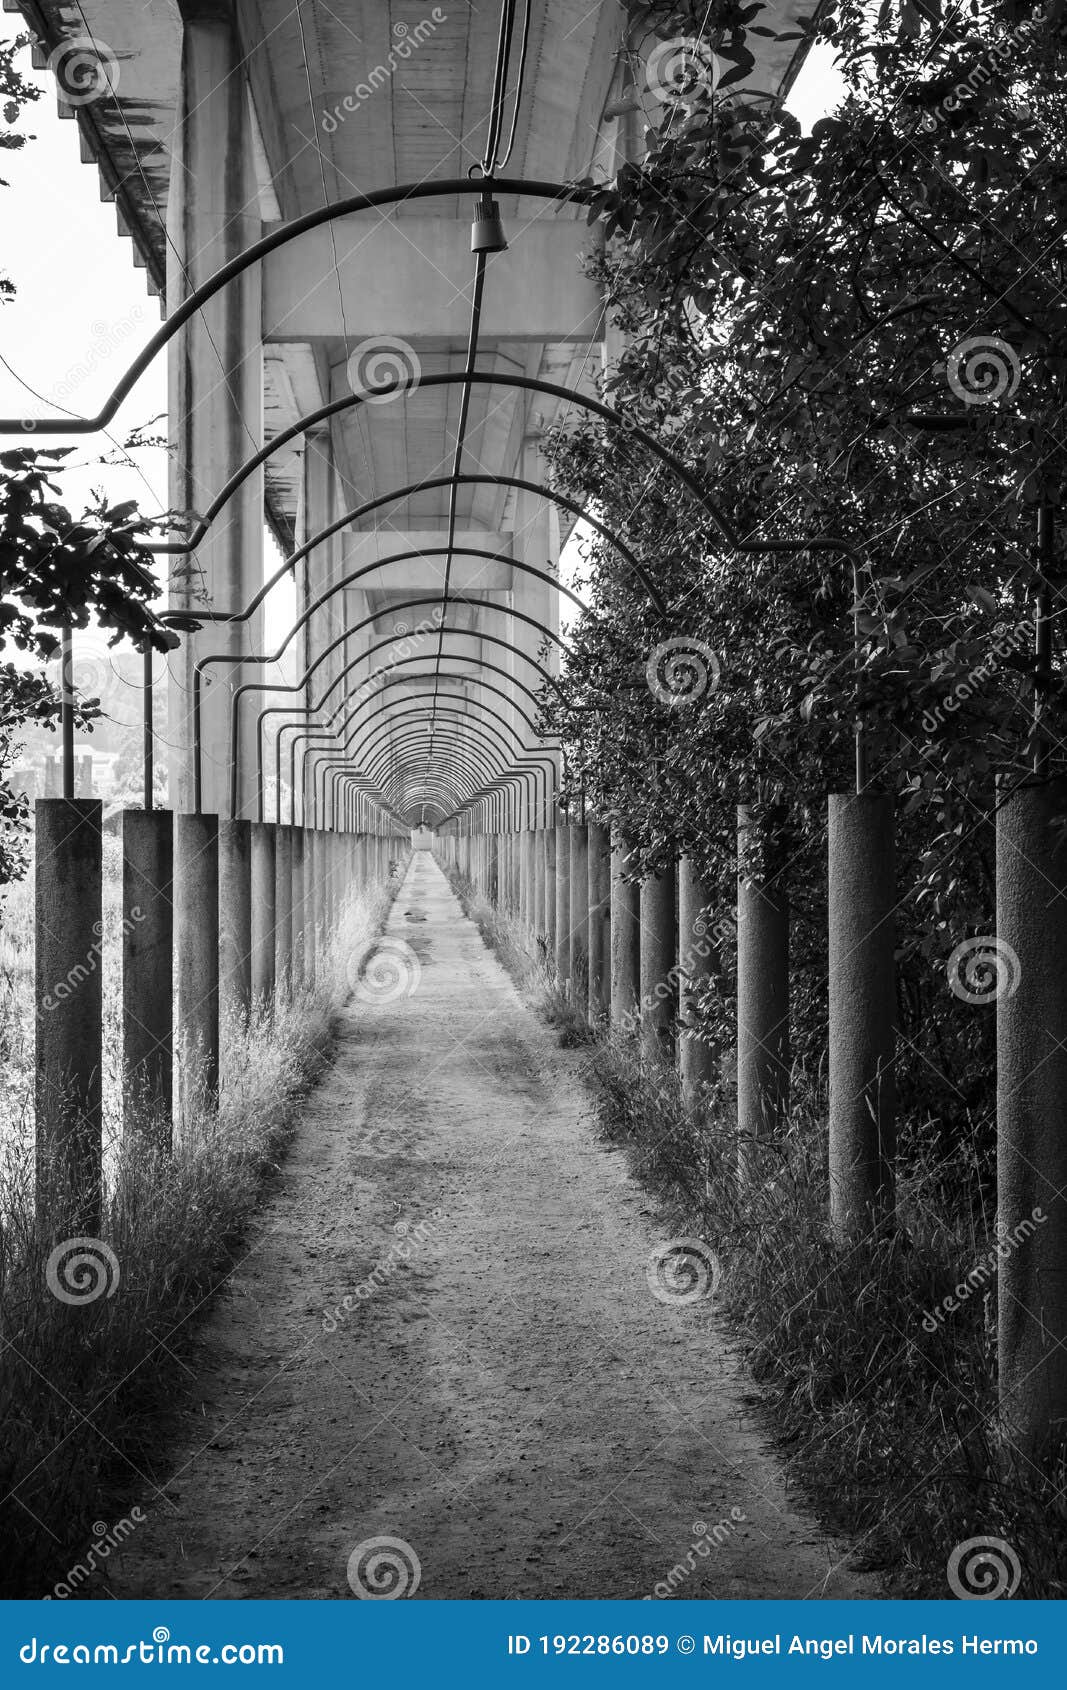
(0, 17), (845, 664)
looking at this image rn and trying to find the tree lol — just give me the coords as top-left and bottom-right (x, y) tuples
(543, 0), (1066, 1129)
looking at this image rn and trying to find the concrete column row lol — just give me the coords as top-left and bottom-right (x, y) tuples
(432, 786), (1067, 1459)
(33, 802), (407, 1236)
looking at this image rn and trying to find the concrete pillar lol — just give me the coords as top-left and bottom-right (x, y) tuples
(555, 824), (571, 985)
(639, 860), (676, 1063)
(219, 818), (252, 1026)
(166, 1), (263, 818)
(275, 824), (293, 1000)
(996, 779), (1067, 1456)
(175, 811), (220, 1116)
(587, 821), (611, 1026)
(121, 808), (174, 1147)
(569, 823), (590, 1008)
(303, 829), (317, 991)
(291, 828), (306, 992)
(737, 808), (790, 1154)
(543, 825), (557, 963)
(250, 821), (276, 1008)
(828, 794), (896, 1237)
(678, 855), (718, 1104)
(610, 831), (640, 1035)
(35, 799), (103, 1235)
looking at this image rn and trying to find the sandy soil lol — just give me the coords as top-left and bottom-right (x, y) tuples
(102, 851), (874, 1600)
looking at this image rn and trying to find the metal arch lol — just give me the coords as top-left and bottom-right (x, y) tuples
(196, 540), (595, 714)
(160, 471), (667, 616)
(264, 632), (572, 821)
(148, 370), (735, 564)
(226, 593), (578, 816)
(0, 178), (602, 436)
(342, 731), (556, 824)
(282, 677), (560, 825)
(313, 706), (552, 814)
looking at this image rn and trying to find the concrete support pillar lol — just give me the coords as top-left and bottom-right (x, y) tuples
(176, 811), (220, 1117)
(250, 821), (276, 1008)
(639, 859), (676, 1063)
(121, 808), (174, 1147)
(587, 822), (611, 1026)
(569, 823), (589, 1008)
(678, 855), (718, 1104)
(219, 818), (252, 1026)
(303, 829), (317, 991)
(610, 831), (640, 1035)
(555, 824), (571, 985)
(996, 779), (1067, 1456)
(274, 825), (293, 1000)
(544, 826), (557, 962)
(828, 793), (896, 1237)
(291, 828), (306, 993)
(737, 808), (790, 1155)
(166, 1), (263, 818)
(35, 800), (103, 1234)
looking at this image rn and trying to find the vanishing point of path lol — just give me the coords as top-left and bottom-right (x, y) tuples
(105, 851), (871, 1600)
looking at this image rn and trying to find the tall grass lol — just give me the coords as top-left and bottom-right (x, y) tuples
(444, 862), (1067, 1600)
(0, 852), (402, 1598)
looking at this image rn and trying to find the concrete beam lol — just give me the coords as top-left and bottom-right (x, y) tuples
(341, 531), (513, 593)
(263, 216), (602, 343)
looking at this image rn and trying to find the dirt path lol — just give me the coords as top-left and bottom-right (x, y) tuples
(104, 851), (872, 1601)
